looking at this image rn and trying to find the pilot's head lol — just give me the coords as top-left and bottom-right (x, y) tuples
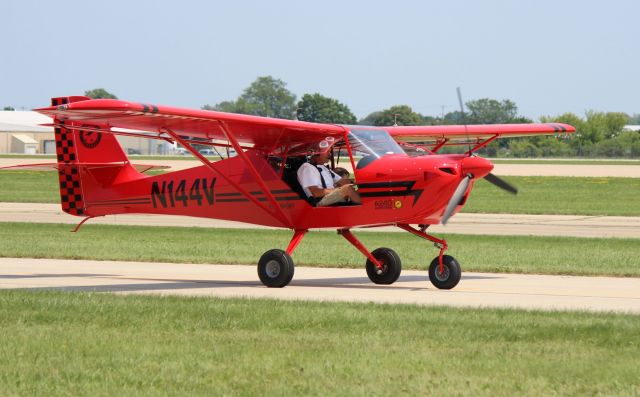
(310, 151), (330, 164)
(309, 141), (332, 164)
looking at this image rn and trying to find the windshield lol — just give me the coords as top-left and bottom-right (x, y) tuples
(347, 129), (406, 169)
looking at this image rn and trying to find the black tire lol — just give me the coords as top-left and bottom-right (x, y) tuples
(428, 255), (461, 290)
(258, 249), (295, 288)
(365, 247), (402, 285)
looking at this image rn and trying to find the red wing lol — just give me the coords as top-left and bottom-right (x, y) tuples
(387, 123), (575, 144)
(36, 98), (345, 155)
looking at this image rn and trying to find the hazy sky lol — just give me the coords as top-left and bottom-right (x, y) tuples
(2, 0), (638, 120)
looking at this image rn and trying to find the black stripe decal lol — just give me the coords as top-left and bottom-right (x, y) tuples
(357, 181), (423, 206)
(216, 198), (249, 203)
(91, 198), (151, 204)
(88, 202), (150, 206)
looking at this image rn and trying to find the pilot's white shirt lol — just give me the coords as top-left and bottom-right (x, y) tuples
(297, 163), (342, 198)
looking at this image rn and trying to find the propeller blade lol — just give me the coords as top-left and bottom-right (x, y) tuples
(442, 174), (472, 225)
(484, 173), (518, 195)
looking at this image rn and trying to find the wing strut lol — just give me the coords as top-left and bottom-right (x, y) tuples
(465, 135), (498, 156)
(431, 139), (448, 153)
(217, 121), (292, 228)
(162, 128), (292, 228)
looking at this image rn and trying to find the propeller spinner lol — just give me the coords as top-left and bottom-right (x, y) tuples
(441, 157), (518, 225)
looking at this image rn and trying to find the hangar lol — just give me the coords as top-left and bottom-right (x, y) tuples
(0, 111), (174, 155)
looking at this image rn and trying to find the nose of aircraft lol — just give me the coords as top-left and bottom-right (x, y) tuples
(461, 156), (494, 179)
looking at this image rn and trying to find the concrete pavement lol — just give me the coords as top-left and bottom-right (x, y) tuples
(1, 258), (639, 314)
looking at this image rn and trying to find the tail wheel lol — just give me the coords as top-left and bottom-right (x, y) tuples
(365, 247), (402, 285)
(258, 249), (295, 288)
(428, 255), (461, 290)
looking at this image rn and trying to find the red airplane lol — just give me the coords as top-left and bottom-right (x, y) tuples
(18, 96), (574, 289)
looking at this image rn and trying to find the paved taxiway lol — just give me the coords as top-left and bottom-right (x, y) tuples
(2, 203), (638, 238)
(2, 258), (639, 313)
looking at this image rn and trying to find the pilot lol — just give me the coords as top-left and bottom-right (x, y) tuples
(297, 147), (361, 206)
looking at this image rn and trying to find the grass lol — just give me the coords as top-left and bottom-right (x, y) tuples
(465, 176), (640, 215)
(1, 222), (639, 277)
(0, 290), (638, 396)
(490, 159), (640, 165)
(0, 171), (639, 216)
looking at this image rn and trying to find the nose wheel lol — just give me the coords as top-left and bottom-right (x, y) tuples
(397, 224), (463, 290)
(428, 255), (461, 290)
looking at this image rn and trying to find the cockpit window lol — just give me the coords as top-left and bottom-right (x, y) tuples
(347, 129), (406, 169)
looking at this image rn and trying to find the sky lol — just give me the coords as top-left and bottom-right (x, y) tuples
(2, 0), (639, 121)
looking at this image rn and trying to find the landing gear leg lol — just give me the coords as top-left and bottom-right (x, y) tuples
(396, 223), (461, 290)
(338, 229), (401, 284)
(257, 229), (307, 288)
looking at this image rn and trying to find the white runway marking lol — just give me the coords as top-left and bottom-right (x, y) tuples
(1, 258), (639, 314)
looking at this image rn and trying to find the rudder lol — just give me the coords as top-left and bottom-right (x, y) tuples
(51, 96), (131, 216)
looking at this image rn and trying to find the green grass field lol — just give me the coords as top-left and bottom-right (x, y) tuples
(465, 176), (640, 215)
(1, 222), (639, 276)
(0, 291), (638, 396)
(0, 171), (639, 215)
(490, 159), (640, 165)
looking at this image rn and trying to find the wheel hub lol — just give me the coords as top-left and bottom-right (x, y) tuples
(265, 260), (281, 278)
(435, 266), (450, 281)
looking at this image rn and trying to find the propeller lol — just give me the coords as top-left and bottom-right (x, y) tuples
(440, 88), (518, 225)
(484, 173), (518, 195)
(441, 174), (472, 225)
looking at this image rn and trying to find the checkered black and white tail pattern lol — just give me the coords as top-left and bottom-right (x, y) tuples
(55, 124), (85, 216)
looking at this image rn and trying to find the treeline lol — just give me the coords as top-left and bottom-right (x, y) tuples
(83, 80), (640, 158)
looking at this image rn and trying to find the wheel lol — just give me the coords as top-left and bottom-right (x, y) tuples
(257, 249), (295, 288)
(428, 255), (461, 290)
(365, 247), (402, 285)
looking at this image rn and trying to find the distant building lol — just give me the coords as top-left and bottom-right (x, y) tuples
(0, 111), (173, 155)
(0, 111), (53, 154)
(623, 125), (640, 132)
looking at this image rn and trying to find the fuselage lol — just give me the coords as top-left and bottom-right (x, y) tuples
(81, 148), (493, 230)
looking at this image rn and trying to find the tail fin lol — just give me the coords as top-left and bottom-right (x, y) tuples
(52, 96), (134, 215)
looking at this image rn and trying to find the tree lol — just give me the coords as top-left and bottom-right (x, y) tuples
(296, 93), (357, 124)
(465, 98), (522, 124)
(358, 111), (382, 126)
(628, 114), (640, 124)
(369, 105), (424, 126)
(3, 106), (15, 111)
(84, 88), (118, 99)
(202, 101), (238, 113)
(203, 76), (296, 119)
(442, 110), (466, 125)
(584, 111), (628, 140)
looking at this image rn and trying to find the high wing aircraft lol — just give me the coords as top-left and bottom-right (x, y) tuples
(17, 96), (574, 289)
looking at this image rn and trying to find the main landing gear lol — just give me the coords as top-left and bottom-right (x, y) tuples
(257, 225), (460, 289)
